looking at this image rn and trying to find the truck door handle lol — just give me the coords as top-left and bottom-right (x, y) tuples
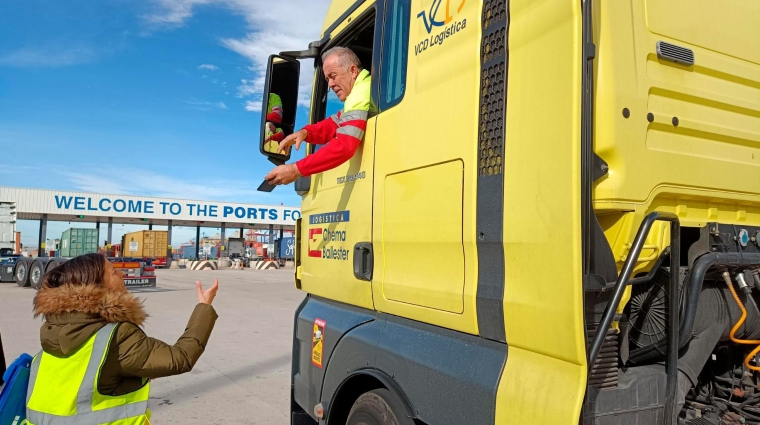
(353, 242), (373, 281)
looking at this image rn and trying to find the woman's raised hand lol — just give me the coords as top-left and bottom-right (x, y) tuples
(196, 279), (219, 305)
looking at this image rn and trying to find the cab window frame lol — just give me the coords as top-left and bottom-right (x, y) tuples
(310, 7), (380, 127)
(377, 0), (411, 111)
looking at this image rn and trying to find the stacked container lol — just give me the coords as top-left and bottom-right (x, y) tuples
(60, 228), (99, 257)
(120, 231), (168, 259)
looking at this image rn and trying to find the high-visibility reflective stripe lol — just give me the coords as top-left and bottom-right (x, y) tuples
(26, 351), (42, 406)
(339, 110), (368, 122)
(330, 114), (340, 125)
(27, 400), (148, 425)
(336, 126), (365, 139)
(77, 323), (116, 414)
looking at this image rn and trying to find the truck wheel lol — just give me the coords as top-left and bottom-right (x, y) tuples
(15, 260), (29, 287)
(29, 260), (45, 290)
(346, 389), (414, 425)
(45, 259), (61, 273)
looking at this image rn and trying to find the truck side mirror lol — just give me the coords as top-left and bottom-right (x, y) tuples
(259, 55), (300, 165)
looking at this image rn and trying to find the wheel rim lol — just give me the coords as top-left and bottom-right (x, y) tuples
(32, 267), (41, 284)
(18, 265), (26, 281)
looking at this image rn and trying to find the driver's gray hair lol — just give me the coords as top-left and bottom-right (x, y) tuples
(322, 47), (363, 71)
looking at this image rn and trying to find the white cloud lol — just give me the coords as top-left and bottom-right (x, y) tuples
(236, 78), (259, 98)
(0, 45), (97, 67)
(212, 78), (218, 84)
(147, 0), (330, 111)
(185, 100), (227, 110)
(63, 169), (273, 203)
(244, 100), (260, 112)
(144, 0), (214, 26)
(198, 63), (219, 70)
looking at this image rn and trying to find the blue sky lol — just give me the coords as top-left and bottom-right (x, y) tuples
(0, 0), (331, 247)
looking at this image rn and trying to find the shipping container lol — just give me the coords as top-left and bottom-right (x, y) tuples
(0, 202), (16, 255)
(179, 245), (190, 259)
(60, 228), (99, 257)
(278, 237), (295, 259)
(120, 230), (168, 259)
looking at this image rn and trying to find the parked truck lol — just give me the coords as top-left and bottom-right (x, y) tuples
(3, 227), (156, 289)
(226, 237), (250, 267)
(256, 0), (760, 424)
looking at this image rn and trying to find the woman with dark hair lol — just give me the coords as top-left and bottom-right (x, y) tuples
(25, 253), (219, 424)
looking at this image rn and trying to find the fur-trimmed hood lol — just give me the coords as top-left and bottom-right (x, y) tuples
(34, 284), (148, 356)
(34, 284), (148, 325)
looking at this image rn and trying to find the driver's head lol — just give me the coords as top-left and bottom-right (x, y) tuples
(321, 47), (362, 102)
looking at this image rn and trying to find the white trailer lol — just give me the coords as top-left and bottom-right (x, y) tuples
(0, 202), (16, 256)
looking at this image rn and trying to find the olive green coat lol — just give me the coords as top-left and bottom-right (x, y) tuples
(33, 283), (217, 396)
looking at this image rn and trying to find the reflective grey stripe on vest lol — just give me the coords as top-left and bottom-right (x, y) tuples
(77, 323), (116, 414)
(27, 323), (147, 424)
(336, 125), (365, 139)
(330, 113), (339, 125)
(26, 350), (42, 407)
(27, 401), (149, 425)
(339, 110), (368, 122)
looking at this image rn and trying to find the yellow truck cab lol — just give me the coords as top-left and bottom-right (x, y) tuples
(257, 0), (760, 424)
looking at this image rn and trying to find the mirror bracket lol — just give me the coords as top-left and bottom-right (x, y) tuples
(268, 157), (286, 166)
(280, 40), (323, 60)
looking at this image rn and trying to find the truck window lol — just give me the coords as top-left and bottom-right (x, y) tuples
(314, 91), (343, 153)
(378, 0), (410, 110)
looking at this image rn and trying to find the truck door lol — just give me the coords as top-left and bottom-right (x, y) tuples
(298, 3), (379, 310)
(372, 0), (482, 334)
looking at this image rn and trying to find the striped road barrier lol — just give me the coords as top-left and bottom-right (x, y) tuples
(189, 260), (218, 271)
(254, 260), (279, 270)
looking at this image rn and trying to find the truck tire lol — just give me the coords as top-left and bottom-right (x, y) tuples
(346, 389), (414, 425)
(29, 260), (45, 290)
(45, 258), (61, 273)
(15, 260), (30, 287)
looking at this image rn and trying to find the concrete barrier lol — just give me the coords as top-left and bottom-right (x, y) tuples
(254, 260), (279, 270)
(189, 260), (218, 271)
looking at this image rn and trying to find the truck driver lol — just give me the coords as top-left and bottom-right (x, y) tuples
(264, 46), (371, 186)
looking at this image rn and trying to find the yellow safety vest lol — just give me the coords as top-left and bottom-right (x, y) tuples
(26, 323), (151, 425)
(267, 93), (283, 120)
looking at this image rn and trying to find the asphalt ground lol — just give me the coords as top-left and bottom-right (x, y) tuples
(0, 268), (304, 424)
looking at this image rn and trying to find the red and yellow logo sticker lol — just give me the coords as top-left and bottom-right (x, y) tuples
(312, 319), (326, 368)
(308, 228), (323, 258)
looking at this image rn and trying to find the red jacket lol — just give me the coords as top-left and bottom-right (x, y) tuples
(295, 111), (368, 176)
(295, 69), (372, 177)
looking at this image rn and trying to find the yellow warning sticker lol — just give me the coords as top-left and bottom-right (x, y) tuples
(312, 318), (326, 368)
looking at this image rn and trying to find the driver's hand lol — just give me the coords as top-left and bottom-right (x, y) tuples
(279, 129), (308, 154)
(265, 164), (302, 186)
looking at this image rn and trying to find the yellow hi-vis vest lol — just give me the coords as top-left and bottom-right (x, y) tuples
(26, 323), (151, 425)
